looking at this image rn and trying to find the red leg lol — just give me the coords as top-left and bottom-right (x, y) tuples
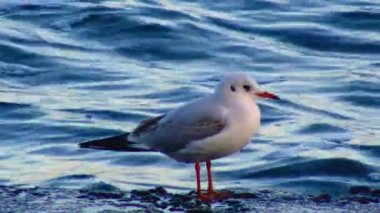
(195, 162), (214, 202)
(195, 162), (202, 196)
(206, 161), (232, 200)
(206, 161), (215, 193)
(194, 161), (232, 202)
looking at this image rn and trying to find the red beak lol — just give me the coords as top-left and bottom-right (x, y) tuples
(255, 91), (279, 100)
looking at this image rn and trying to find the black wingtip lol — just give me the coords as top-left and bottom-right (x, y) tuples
(79, 133), (152, 152)
(79, 141), (94, 148)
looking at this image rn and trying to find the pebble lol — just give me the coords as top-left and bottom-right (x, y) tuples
(131, 190), (151, 197)
(169, 207), (184, 211)
(154, 201), (168, 209)
(310, 194), (331, 203)
(354, 196), (371, 205)
(372, 189), (380, 197)
(234, 192), (258, 199)
(350, 186), (371, 195)
(225, 200), (241, 205)
(187, 208), (213, 213)
(89, 191), (124, 199)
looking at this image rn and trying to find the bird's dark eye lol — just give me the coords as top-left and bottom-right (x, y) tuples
(230, 85), (236, 92)
(243, 85), (251, 92)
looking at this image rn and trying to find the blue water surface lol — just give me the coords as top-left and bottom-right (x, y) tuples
(0, 0), (379, 196)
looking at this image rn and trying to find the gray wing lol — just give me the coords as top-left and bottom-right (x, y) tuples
(128, 98), (227, 153)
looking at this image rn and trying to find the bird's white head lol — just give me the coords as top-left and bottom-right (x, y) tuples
(215, 73), (279, 104)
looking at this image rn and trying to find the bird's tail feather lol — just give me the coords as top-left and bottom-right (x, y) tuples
(79, 133), (153, 152)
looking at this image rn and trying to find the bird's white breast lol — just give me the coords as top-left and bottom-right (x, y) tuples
(171, 101), (261, 163)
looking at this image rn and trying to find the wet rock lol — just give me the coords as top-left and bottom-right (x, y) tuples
(154, 201), (168, 209)
(336, 197), (350, 206)
(169, 207), (184, 211)
(310, 194), (331, 203)
(280, 192), (300, 201)
(88, 191), (124, 199)
(119, 197), (132, 202)
(88, 182), (120, 192)
(182, 200), (202, 209)
(225, 200), (241, 205)
(131, 190), (151, 197)
(372, 189), (380, 197)
(31, 191), (46, 197)
(169, 200), (182, 208)
(187, 208), (212, 213)
(234, 192), (258, 199)
(224, 204), (255, 212)
(140, 194), (160, 203)
(346, 195), (379, 205)
(79, 189), (89, 194)
(9, 188), (25, 196)
(76, 195), (89, 199)
(350, 186), (371, 195)
(148, 186), (168, 196)
(170, 193), (193, 203)
(354, 196), (372, 204)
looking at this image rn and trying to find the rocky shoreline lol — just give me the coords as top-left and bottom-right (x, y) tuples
(1, 184), (380, 212)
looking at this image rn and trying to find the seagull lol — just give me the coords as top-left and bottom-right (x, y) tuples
(79, 73), (279, 202)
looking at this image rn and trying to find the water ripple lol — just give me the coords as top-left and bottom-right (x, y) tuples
(0, 0), (379, 195)
(243, 158), (374, 179)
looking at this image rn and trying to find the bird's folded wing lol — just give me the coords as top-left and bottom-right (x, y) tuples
(156, 120), (225, 153)
(128, 103), (228, 153)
